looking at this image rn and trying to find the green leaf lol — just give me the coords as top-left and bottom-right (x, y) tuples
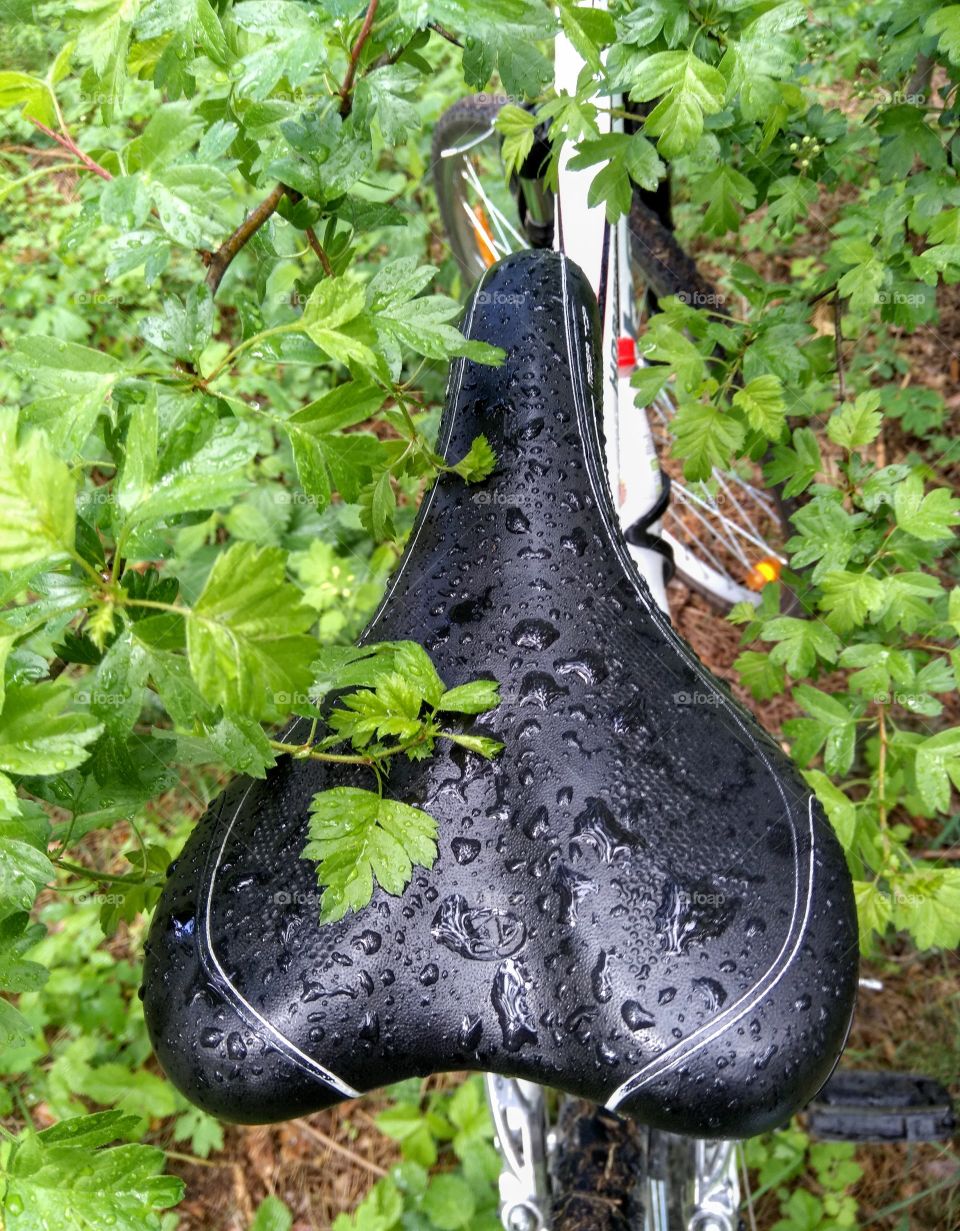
(894, 473), (960, 542)
(765, 427), (820, 499)
(854, 880), (892, 945)
(421, 1173), (477, 1230)
(118, 401), (259, 530)
(140, 286), (213, 364)
(13, 339), (124, 459)
(0, 682), (102, 776)
(304, 788), (438, 923)
(451, 435), (496, 483)
(891, 868), (960, 950)
(827, 391), (883, 450)
(3, 1113), (183, 1231)
(788, 685), (857, 776)
(732, 374), (786, 438)
(818, 570), (885, 634)
(443, 733), (504, 758)
(147, 164), (233, 248)
(692, 164), (756, 236)
(437, 680), (500, 714)
(0, 420), (76, 569)
(496, 104), (538, 177)
(761, 617), (841, 678)
(628, 51), (726, 158)
(301, 275), (375, 364)
(925, 6), (960, 65)
(353, 64), (423, 146)
(250, 1195), (293, 1231)
(671, 402), (745, 481)
(914, 729), (960, 813)
(733, 650), (785, 700)
(187, 543), (317, 720)
(567, 131), (664, 220)
(804, 770), (857, 850)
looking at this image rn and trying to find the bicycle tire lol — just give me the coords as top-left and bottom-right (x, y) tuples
(432, 94), (516, 281)
(549, 1099), (648, 1231)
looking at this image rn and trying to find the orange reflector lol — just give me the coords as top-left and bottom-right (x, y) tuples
(747, 557), (782, 591)
(471, 204), (497, 267)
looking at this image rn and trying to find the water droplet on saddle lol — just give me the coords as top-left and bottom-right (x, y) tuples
(592, 951), (613, 1003)
(658, 986), (677, 1006)
(419, 963), (439, 987)
(745, 917), (766, 938)
(506, 507), (530, 533)
(794, 993), (811, 1011)
(554, 864), (598, 925)
(555, 651), (606, 686)
(511, 618), (559, 650)
(353, 929), (382, 955)
(431, 894), (525, 960)
(200, 1028), (223, 1048)
(226, 1032), (247, 1060)
(596, 1041), (618, 1066)
(459, 1014), (483, 1050)
(518, 671), (568, 709)
(451, 837), (481, 865)
(621, 1000), (655, 1031)
(492, 958), (538, 1052)
(570, 798), (628, 864)
(522, 806), (552, 840)
(359, 1012), (380, 1043)
(755, 1043), (778, 1071)
(693, 977), (727, 1011)
(171, 911), (195, 942)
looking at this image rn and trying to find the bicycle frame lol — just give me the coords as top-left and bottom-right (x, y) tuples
(553, 30), (671, 614)
(483, 8), (742, 1229)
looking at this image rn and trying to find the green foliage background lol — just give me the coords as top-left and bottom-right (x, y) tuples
(0, 1), (958, 1228)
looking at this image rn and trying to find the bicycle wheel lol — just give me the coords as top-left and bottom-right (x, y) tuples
(432, 95), (791, 612)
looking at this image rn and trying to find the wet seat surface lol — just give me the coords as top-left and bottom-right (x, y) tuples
(143, 250), (858, 1138)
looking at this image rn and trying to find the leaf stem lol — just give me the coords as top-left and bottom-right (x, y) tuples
(339, 0), (380, 116)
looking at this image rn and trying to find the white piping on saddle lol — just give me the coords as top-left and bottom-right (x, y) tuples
(197, 281), (487, 1100)
(556, 255), (817, 1112)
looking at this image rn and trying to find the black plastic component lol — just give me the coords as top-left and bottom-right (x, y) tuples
(143, 251), (858, 1137)
(624, 472), (675, 581)
(808, 1070), (956, 1143)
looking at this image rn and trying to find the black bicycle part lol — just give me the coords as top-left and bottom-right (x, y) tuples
(143, 250), (858, 1138)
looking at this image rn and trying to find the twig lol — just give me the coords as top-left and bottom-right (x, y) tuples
(296, 1120), (389, 1177)
(25, 117), (112, 181)
(204, 182), (288, 294)
(834, 293), (846, 403)
(304, 225), (335, 277)
(428, 21), (462, 48)
(339, 0), (379, 116)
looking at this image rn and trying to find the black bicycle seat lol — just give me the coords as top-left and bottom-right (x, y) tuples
(143, 250), (857, 1138)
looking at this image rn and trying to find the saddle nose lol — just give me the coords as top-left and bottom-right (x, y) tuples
(143, 250), (858, 1136)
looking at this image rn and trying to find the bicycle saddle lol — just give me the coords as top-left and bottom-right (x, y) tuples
(143, 250), (857, 1138)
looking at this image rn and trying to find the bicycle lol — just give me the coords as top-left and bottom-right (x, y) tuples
(140, 18), (954, 1231)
